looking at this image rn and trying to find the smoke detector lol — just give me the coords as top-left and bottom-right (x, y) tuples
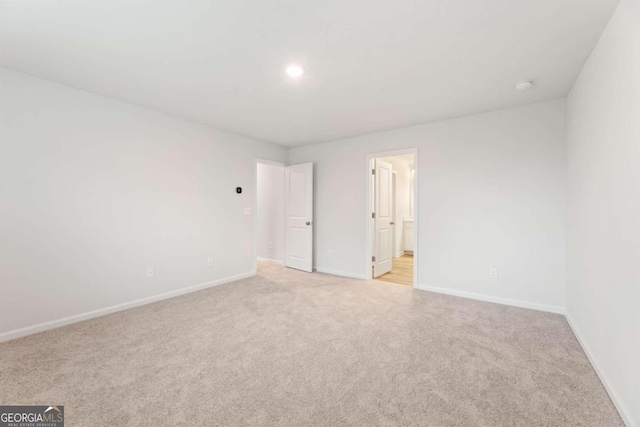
(515, 80), (534, 91)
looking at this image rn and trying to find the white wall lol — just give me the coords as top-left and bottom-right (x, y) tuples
(256, 163), (284, 262)
(566, 0), (640, 424)
(290, 99), (567, 311)
(0, 68), (287, 338)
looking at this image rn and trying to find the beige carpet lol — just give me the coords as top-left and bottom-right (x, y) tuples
(0, 262), (623, 426)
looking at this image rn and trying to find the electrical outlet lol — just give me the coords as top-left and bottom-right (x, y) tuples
(207, 257), (214, 267)
(147, 267), (154, 278)
(489, 268), (498, 279)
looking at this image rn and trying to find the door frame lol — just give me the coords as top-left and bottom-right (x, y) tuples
(253, 158), (287, 275)
(365, 148), (419, 287)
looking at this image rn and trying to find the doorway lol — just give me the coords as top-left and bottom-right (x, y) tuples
(255, 159), (286, 270)
(254, 159), (315, 274)
(366, 150), (417, 287)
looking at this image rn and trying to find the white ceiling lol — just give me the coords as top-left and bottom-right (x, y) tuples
(0, 0), (619, 147)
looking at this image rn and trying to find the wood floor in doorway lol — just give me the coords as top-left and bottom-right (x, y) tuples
(377, 254), (413, 286)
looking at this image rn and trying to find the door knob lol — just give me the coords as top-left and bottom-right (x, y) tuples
(306, 221), (311, 226)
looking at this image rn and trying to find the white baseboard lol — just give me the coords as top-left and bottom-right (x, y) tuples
(314, 267), (368, 280)
(394, 251), (405, 258)
(565, 312), (635, 427)
(257, 257), (283, 265)
(0, 271), (255, 344)
(414, 284), (565, 314)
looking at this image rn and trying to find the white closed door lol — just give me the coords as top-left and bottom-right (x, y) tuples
(284, 163), (314, 272)
(373, 159), (393, 278)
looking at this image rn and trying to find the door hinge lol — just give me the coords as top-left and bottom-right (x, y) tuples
(372, 168), (375, 175)
(372, 256), (376, 262)
(372, 212), (375, 219)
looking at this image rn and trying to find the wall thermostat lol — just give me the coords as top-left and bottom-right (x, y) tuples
(236, 187), (242, 194)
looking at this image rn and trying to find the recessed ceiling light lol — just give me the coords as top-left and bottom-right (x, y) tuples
(286, 64), (304, 78)
(515, 80), (533, 91)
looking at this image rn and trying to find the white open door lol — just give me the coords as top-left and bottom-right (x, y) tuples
(284, 163), (314, 272)
(373, 159), (393, 278)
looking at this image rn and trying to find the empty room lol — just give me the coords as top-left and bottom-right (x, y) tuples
(0, 0), (638, 426)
